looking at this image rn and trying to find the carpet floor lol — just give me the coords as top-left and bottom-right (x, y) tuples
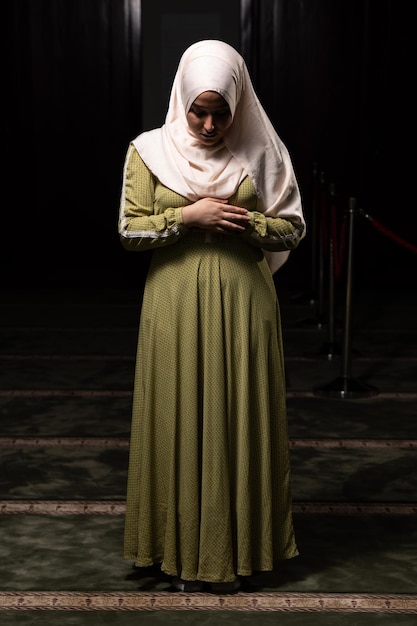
(0, 284), (416, 625)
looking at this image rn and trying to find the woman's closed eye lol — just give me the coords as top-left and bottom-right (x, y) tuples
(189, 106), (230, 119)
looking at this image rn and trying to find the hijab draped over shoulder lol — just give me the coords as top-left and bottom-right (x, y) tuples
(132, 39), (305, 273)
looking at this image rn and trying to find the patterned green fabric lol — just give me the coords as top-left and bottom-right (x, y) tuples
(120, 146), (300, 583)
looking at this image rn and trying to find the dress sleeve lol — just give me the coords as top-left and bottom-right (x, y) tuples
(240, 211), (303, 252)
(118, 144), (188, 252)
(240, 211), (304, 252)
(228, 176), (304, 253)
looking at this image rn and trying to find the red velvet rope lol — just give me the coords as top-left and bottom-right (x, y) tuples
(311, 167), (417, 287)
(362, 212), (417, 255)
(312, 174), (348, 283)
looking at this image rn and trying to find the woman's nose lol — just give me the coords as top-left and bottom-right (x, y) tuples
(203, 116), (214, 131)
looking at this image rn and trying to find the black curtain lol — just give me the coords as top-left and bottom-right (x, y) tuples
(241, 0), (416, 289)
(3, 0), (416, 290)
(3, 0), (142, 288)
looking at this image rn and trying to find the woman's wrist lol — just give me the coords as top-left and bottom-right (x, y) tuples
(182, 204), (196, 228)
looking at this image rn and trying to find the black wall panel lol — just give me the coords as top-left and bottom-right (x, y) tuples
(3, 0), (416, 290)
(241, 0), (416, 289)
(4, 0), (142, 288)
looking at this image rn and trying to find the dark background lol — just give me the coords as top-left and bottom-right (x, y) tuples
(3, 0), (416, 293)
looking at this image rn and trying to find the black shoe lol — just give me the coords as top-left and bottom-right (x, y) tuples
(239, 576), (262, 592)
(209, 578), (240, 594)
(170, 577), (204, 592)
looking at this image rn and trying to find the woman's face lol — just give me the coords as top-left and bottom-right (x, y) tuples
(187, 91), (233, 146)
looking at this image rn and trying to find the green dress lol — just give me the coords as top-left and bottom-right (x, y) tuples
(119, 144), (301, 583)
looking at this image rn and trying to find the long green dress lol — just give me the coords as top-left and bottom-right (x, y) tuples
(119, 145), (301, 583)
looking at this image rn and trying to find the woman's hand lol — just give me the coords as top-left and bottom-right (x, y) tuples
(182, 198), (250, 233)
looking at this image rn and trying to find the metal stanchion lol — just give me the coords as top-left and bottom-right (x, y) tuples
(297, 169), (327, 327)
(310, 162), (319, 302)
(314, 197), (378, 398)
(292, 162), (319, 305)
(316, 171), (326, 327)
(318, 183), (341, 359)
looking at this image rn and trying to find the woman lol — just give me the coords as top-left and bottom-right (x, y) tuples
(118, 39), (306, 593)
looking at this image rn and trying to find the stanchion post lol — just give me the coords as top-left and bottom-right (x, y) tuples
(295, 168), (329, 327)
(292, 162), (320, 305)
(314, 197), (378, 398)
(341, 196), (356, 379)
(318, 183), (341, 359)
(311, 162), (319, 299)
(316, 171), (326, 327)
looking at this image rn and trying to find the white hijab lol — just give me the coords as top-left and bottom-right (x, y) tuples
(133, 40), (305, 273)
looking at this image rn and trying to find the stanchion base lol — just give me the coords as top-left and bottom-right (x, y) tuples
(291, 291), (317, 306)
(313, 376), (379, 399)
(296, 316), (326, 330)
(318, 342), (342, 360)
